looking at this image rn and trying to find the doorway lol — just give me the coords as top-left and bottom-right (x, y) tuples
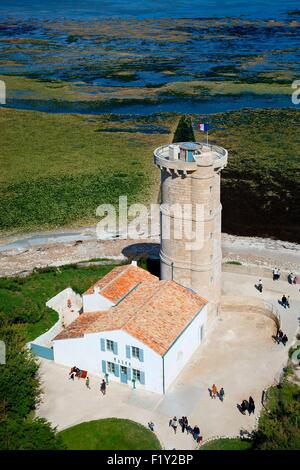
(120, 366), (128, 384)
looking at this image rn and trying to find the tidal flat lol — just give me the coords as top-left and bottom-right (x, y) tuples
(0, 15), (299, 113)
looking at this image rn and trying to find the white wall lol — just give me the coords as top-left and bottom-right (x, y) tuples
(46, 287), (82, 326)
(82, 292), (114, 312)
(163, 305), (207, 391)
(53, 330), (163, 394)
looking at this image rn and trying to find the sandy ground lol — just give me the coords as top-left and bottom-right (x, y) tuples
(36, 270), (300, 450)
(0, 226), (299, 277)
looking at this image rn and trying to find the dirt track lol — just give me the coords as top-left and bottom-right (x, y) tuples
(0, 224), (299, 278)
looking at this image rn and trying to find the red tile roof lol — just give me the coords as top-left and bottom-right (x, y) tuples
(84, 264), (158, 303)
(54, 268), (207, 356)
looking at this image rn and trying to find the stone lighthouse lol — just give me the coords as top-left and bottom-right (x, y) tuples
(154, 141), (228, 317)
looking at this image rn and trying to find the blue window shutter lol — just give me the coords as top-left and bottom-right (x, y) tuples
(127, 367), (131, 381)
(100, 338), (106, 351)
(102, 360), (106, 373)
(126, 345), (131, 359)
(113, 341), (118, 355)
(114, 364), (120, 377)
(139, 349), (144, 362)
(140, 371), (145, 385)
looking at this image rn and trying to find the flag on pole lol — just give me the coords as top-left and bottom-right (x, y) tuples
(197, 122), (209, 132)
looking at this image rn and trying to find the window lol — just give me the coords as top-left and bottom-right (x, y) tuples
(121, 366), (127, 375)
(132, 369), (141, 382)
(132, 346), (140, 359)
(107, 361), (115, 374)
(106, 339), (114, 352)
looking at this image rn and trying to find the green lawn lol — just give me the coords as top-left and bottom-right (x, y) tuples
(59, 419), (161, 450)
(0, 263), (123, 342)
(200, 438), (253, 450)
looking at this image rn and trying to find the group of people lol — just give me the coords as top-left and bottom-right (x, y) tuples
(258, 268), (298, 295)
(68, 366), (81, 380)
(288, 272), (297, 285)
(210, 384), (225, 401)
(68, 368), (107, 395)
(169, 416), (202, 443)
(275, 329), (288, 346)
(239, 396), (255, 415)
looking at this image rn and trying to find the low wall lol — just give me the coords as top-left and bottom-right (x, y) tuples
(220, 295), (280, 331)
(31, 343), (54, 360)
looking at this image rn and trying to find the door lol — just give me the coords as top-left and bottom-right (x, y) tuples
(120, 366), (128, 384)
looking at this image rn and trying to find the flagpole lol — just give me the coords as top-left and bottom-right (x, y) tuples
(206, 128), (208, 146)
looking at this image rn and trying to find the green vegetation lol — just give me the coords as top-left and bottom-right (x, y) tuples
(200, 438), (252, 450)
(59, 418), (161, 450)
(0, 108), (169, 233)
(0, 262), (129, 450)
(173, 115), (195, 143)
(206, 108), (300, 242)
(0, 315), (65, 449)
(1, 107), (299, 242)
(0, 263), (121, 342)
(225, 261), (242, 266)
(251, 379), (300, 450)
(1, 75), (292, 108)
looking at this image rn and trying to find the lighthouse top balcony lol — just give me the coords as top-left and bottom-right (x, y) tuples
(154, 141), (228, 174)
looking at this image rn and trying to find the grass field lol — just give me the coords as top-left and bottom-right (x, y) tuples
(1, 107), (299, 241)
(0, 263), (122, 342)
(200, 438), (252, 450)
(59, 419), (161, 450)
(0, 108), (172, 234)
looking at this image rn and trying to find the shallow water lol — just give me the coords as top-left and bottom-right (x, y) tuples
(0, 0), (299, 20)
(0, 1), (299, 115)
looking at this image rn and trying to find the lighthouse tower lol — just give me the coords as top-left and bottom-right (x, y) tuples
(154, 141), (228, 316)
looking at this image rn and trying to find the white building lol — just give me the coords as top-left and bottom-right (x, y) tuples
(53, 264), (207, 394)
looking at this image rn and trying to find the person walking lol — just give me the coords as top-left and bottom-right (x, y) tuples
(240, 400), (248, 415)
(282, 334), (288, 346)
(148, 422), (154, 432)
(180, 416), (185, 433)
(248, 396), (255, 415)
(85, 375), (90, 389)
(212, 384), (218, 399)
(281, 294), (287, 308)
(219, 387), (225, 402)
(257, 279), (263, 293)
(100, 379), (106, 395)
(184, 417), (189, 431)
(170, 416), (178, 434)
(276, 329), (284, 344)
(193, 425), (200, 441)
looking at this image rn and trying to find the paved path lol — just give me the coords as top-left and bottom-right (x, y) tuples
(36, 269), (300, 450)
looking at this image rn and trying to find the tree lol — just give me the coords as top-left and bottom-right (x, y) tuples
(172, 116), (195, 143)
(0, 313), (65, 449)
(0, 417), (65, 450)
